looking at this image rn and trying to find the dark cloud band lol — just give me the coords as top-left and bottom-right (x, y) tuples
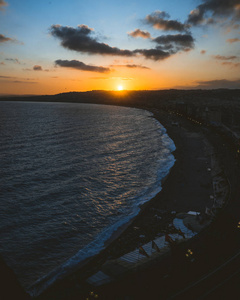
(50, 25), (134, 57)
(55, 59), (111, 73)
(51, 24), (194, 61)
(145, 11), (190, 32)
(110, 64), (150, 69)
(187, 0), (240, 25)
(133, 48), (171, 61)
(153, 34), (195, 51)
(196, 79), (240, 89)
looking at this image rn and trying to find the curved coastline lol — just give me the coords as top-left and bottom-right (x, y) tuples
(2, 93), (239, 299)
(28, 107), (176, 297)
(34, 106), (220, 299)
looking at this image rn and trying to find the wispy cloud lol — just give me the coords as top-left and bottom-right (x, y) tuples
(23, 66), (50, 72)
(212, 54), (240, 68)
(0, 0), (8, 11)
(5, 58), (20, 64)
(221, 61), (240, 68)
(213, 55), (238, 60)
(109, 64), (150, 69)
(0, 33), (13, 43)
(0, 75), (13, 78)
(0, 75), (38, 84)
(226, 37), (240, 43)
(0, 34), (22, 44)
(11, 80), (37, 84)
(55, 59), (111, 73)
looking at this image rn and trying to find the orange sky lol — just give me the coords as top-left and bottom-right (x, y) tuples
(1, 0), (240, 95)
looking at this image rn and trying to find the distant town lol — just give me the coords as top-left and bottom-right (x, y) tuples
(1, 89), (240, 150)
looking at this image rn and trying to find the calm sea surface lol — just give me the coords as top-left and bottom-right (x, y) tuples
(0, 101), (175, 294)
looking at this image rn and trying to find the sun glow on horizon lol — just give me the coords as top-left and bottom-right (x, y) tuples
(117, 85), (123, 91)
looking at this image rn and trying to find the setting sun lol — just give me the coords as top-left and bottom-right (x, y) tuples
(117, 85), (123, 91)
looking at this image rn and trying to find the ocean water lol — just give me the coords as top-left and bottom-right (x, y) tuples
(0, 101), (175, 295)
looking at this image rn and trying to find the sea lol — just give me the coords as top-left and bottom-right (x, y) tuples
(0, 101), (175, 296)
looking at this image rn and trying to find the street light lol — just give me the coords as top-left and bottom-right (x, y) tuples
(185, 249), (194, 262)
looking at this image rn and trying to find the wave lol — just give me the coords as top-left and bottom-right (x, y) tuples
(28, 117), (176, 297)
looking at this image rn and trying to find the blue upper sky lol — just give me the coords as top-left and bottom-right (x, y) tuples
(0, 0), (240, 94)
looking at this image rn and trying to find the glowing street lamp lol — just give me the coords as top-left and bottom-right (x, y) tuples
(185, 249), (194, 262)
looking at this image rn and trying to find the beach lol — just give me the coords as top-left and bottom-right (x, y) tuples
(35, 107), (223, 299)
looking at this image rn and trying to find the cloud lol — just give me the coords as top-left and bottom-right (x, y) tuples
(133, 48), (171, 61)
(50, 24), (134, 57)
(55, 59), (111, 73)
(0, 75), (13, 78)
(213, 55), (240, 67)
(195, 79), (240, 89)
(221, 61), (240, 67)
(0, 75), (38, 84)
(5, 58), (20, 64)
(145, 11), (190, 32)
(187, 0), (240, 26)
(153, 34), (195, 51)
(50, 24), (194, 61)
(110, 64), (150, 69)
(12, 80), (37, 84)
(226, 37), (240, 43)
(213, 55), (238, 60)
(33, 65), (43, 71)
(0, 0), (7, 11)
(23, 66), (50, 72)
(0, 34), (22, 44)
(128, 29), (151, 39)
(0, 33), (13, 43)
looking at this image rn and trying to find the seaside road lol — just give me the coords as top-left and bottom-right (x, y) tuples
(170, 250), (240, 299)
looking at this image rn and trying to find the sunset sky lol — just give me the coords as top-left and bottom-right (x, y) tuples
(0, 0), (240, 95)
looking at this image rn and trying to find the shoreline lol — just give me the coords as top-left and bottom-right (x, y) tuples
(29, 106), (176, 297)
(36, 106), (217, 299)
(1, 92), (239, 299)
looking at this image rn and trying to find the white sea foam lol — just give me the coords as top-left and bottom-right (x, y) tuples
(29, 114), (176, 297)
